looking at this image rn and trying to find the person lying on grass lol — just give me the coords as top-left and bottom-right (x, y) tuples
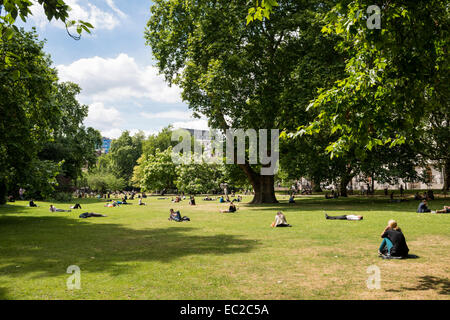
(325, 213), (363, 220)
(118, 198), (131, 205)
(433, 205), (450, 214)
(49, 205), (71, 212)
(417, 199), (431, 213)
(104, 201), (118, 207)
(79, 212), (107, 218)
(220, 201), (237, 213)
(378, 220), (409, 258)
(168, 209), (190, 222)
(271, 211), (292, 227)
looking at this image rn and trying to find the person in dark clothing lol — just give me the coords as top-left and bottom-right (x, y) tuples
(71, 203), (82, 209)
(29, 200), (37, 207)
(189, 196), (196, 205)
(220, 202), (237, 213)
(417, 199), (431, 213)
(79, 212), (107, 218)
(379, 220), (409, 258)
(289, 195), (295, 203)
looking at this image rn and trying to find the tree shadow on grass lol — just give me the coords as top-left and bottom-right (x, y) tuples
(386, 276), (450, 295)
(0, 287), (10, 300)
(0, 215), (259, 279)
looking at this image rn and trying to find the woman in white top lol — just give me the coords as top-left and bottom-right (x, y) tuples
(273, 211), (292, 227)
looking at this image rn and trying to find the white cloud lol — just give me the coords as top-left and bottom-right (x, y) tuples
(57, 53), (183, 104)
(101, 128), (123, 139)
(140, 111), (192, 120)
(84, 102), (122, 128)
(101, 128), (159, 139)
(172, 119), (210, 131)
(29, 0), (123, 31)
(106, 0), (127, 18)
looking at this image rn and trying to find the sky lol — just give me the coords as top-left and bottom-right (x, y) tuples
(20, 0), (209, 139)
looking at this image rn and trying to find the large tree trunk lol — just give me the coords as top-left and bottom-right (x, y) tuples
(239, 164), (278, 204)
(0, 180), (7, 205)
(339, 166), (353, 197)
(312, 177), (322, 192)
(443, 160), (450, 191)
(250, 174), (278, 204)
(340, 178), (349, 197)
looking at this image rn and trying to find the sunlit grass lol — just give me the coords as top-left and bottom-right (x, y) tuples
(0, 194), (449, 299)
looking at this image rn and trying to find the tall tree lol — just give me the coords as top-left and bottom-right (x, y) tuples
(39, 82), (102, 188)
(146, 0), (341, 203)
(0, 27), (60, 202)
(138, 147), (178, 192)
(109, 131), (145, 186)
(304, 1), (449, 166)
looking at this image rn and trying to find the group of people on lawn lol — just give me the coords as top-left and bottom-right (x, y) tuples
(24, 189), (448, 258)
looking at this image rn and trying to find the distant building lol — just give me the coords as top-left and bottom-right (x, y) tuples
(101, 137), (112, 154)
(181, 128), (211, 142)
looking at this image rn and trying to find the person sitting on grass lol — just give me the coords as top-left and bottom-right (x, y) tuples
(378, 220), (409, 258)
(219, 196), (225, 203)
(8, 195), (15, 202)
(49, 205), (71, 212)
(168, 209), (190, 222)
(325, 213), (363, 220)
(29, 200), (37, 207)
(220, 201), (237, 213)
(71, 203), (82, 209)
(433, 205), (450, 214)
(189, 196), (196, 205)
(271, 211), (292, 227)
(289, 194), (295, 203)
(138, 198), (146, 206)
(79, 212), (107, 218)
(417, 199), (431, 213)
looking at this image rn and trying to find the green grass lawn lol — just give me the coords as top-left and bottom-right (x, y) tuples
(0, 194), (449, 300)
